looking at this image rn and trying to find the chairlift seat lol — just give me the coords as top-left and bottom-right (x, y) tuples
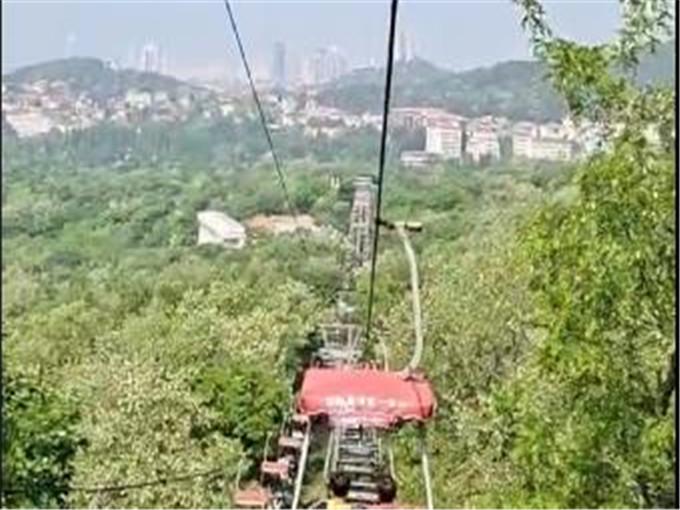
(336, 463), (376, 475)
(233, 486), (271, 508)
(261, 458), (291, 479)
(278, 435), (303, 451)
(347, 489), (380, 503)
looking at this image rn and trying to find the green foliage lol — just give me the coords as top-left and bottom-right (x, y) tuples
(316, 42), (673, 121)
(2, 4), (674, 506)
(65, 359), (241, 508)
(368, 3), (676, 508)
(2, 371), (83, 508)
(3, 57), (204, 105)
(196, 363), (290, 457)
(500, 138), (675, 508)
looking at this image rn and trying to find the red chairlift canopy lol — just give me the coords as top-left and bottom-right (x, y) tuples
(296, 367), (436, 428)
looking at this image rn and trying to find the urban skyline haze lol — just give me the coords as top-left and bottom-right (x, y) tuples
(3, 0), (624, 82)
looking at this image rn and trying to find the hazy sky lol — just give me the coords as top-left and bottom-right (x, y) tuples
(3, 0), (623, 80)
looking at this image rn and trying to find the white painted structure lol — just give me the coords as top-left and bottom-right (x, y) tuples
(197, 211), (246, 249)
(400, 150), (438, 168)
(531, 137), (573, 161)
(5, 111), (54, 137)
(465, 124), (501, 163)
(512, 121), (573, 161)
(425, 122), (463, 160)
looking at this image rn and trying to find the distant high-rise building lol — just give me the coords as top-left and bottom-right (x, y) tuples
(309, 46), (348, 85)
(64, 33), (77, 59)
(140, 41), (162, 73)
(397, 29), (414, 63)
(272, 42), (286, 90)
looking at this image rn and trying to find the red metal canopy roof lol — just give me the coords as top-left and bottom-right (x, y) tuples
(296, 367), (436, 428)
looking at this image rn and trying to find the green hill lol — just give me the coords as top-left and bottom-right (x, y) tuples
(317, 57), (564, 121)
(3, 57), (208, 104)
(317, 40), (675, 121)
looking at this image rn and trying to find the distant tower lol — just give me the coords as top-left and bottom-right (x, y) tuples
(140, 41), (161, 73)
(272, 42), (286, 90)
(65, 33), (77, 59)
(398, 30), (411, 62)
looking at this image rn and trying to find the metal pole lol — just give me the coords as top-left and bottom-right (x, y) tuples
(388, 444), (396, 480)
(420, 427), (434, 510)
(291, 421), (311, 510)
(323, 428), (335, 481)
(260, 431), (272, 484)
(395, 223), (423, 373)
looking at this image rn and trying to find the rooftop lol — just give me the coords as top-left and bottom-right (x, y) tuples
(197, 210), (245, 234)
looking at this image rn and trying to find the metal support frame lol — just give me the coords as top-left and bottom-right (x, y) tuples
(291, 420), (311, 510)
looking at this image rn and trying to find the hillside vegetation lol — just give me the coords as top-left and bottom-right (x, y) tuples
(2, 1), (676, 508)
(318, 39), (675, 121)
(3, 57), (207, 104)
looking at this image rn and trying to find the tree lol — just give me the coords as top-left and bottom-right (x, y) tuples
(2, 371), (84, 508)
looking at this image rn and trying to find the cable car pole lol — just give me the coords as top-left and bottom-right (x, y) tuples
(420, 426), (434, 510)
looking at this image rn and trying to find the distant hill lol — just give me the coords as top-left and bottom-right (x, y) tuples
(2, 57), (209, 104)
(317, 40), (675, 121)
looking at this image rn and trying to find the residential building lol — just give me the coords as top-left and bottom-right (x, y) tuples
(512, 120), (573, 161)
(531, 137), (573, 161)
(465, 117), (501, 163)
(125, 89), (153, 109)
(400, 150), (438, 168)
(511, 122), (538, 159)
(197, 211), (246, 249)
(5, 111), (54, 137)
(393, 107), (462, 129)
(425, 120), (463, 160)
(466, 128), (500, 163)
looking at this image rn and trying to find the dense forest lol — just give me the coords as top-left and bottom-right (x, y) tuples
(2, 1), (676, 508)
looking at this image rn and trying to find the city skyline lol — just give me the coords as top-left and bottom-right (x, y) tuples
(4, 1), (626, 81)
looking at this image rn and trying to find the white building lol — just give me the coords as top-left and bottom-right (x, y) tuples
(512, 121), (573, 161)
(125, 89), (153, 109)
(465, 119), (501, 163)
(425, 121), (463, 160)
(393, 107), (463, 130)
(5, 111), (54, 138)
(511, 122), (538, 160)
(400, 150), (438, 168)
(531, 137), (573, 161)
(539, 122), (568, 140)
(197, 211), (246, 249)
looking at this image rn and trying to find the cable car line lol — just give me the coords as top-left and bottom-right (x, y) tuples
(221, 0), (299, 223)
(365, 0), (400, 342)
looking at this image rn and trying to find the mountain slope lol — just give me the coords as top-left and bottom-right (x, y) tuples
(317, 40), (675, 121)
(3, 57), (208, 104)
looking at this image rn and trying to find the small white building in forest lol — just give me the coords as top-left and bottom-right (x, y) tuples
(197, 211), (246, 249)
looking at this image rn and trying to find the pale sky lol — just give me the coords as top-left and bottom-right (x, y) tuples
(2, 0), (624, 80)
